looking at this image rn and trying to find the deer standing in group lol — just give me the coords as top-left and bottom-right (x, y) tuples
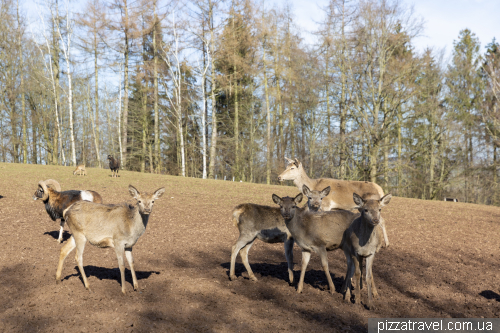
(229, 186), (330, 283)
(341, 193), (392, 310)
(56, 185), (165, 294)
(272, 191), (358, 294)
(278, 157), (390, 247)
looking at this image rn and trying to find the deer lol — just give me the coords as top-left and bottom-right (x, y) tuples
(229, 186), (329, 283)
(341, 193), (392, 310)
(73, 164), (86, 176)
(55, 185), (165, 294)
(272, 193), (358, 294)
(278, 157), (390, 247)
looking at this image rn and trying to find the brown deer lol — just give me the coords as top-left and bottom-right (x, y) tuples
(229, 187), (329, 283)
(56, 185), (165, 294)
(272, 193), (357, 294)
(73, 164), (86, 176)
(278, 157), (389, 247)
(341, 193), (392, 310)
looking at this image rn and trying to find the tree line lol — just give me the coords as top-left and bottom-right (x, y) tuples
(1, 0), (499, 205)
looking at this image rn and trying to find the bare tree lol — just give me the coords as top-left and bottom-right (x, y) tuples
(159, 11), (186, 176)
(53, 0), (77, 166)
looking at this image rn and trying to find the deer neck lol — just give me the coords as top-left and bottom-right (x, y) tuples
(283, 207), (304, 234)
(293, 168), (315, 191)
(358, 217), (378, 244)
(140, 213), (150, 229)
(130, 205), (149, 234)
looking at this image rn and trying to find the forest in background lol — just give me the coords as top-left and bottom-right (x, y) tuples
(0, 0), (499, 205)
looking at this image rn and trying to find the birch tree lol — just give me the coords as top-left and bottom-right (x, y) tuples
(53, 0), (76, 166)
(160, 12), (186, 176)
(34, 0), (66, 165)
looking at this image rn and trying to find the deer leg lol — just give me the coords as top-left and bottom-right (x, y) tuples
(343, 255), (355, 302)
(371, 274), (378, 299)
(284, 237), (295, 284)
(353, 255), (362, 305)
(73, 233), (90, 291)
(317, 247), (335, 294)
(381, 217), (389, 247)
(360, 256), (363, 290)
(365, 254), (376, 310)
(125, 248), (138, 291)
(230, 235), (256, 281)
(57, 220), (65, 243)
(239, 242), (256, 281)
(114, 245), (127, 294)
(56, 235), (76, 283)
(297, 251), (311, 294)
(341, 248), (352, 294)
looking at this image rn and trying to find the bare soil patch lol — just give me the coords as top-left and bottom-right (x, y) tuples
(0, 162), (499, 332)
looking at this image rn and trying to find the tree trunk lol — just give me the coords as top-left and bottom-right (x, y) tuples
(234, 76), (239, 180)
(121, 0), (130, 170)
(263, 44), (271, 185)
(153, 4), (159, 173)
(118, 71), (123, 164)
(94, 31), (101, 168)
(383, 135), (389, 194)
(370, 139), (379, 183)
(66, 53), (77, 166)
(17, 1), (27, 163)
(338, 0), (347, 179)
(87, 85), (101, 167)
(208, 1), (217, 179)
(273, 35), (283, 172)
(494, 145), (498, 205)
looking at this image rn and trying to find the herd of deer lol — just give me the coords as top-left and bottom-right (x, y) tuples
(35, 157), (390, 310)
(231, 157), (391, 310)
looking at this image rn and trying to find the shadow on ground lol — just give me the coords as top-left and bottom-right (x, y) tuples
(43, 230), (71, 243)
(479, 290), (500, 302)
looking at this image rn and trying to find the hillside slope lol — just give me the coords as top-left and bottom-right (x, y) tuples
(0, 162), (499, 332)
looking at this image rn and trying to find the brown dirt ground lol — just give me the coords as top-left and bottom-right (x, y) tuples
(0, 162), (499, 333)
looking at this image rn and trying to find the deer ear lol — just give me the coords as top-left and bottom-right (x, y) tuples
(353, 193), (364, 208)
(302, 185), (311, 196)
(272, 194), (282, 205)
(294, 158), (301, 167)
(154, 187), (165, 199)
(294, 193), (303, 204)
(379, 194), (392, 207)
(321, 186), (331, 197)
(285, 157), (294, 164)
(129, 185), (140, 199)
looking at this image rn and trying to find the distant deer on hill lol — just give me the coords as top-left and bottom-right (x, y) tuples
(73, 164), (86, 176)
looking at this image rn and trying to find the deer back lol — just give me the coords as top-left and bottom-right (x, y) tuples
(298, 210), (358, 250)
(64, 201), (144, 247)
(315, 178), (384, 210)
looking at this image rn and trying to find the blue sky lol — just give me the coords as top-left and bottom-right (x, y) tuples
(287, 0), (499, 57)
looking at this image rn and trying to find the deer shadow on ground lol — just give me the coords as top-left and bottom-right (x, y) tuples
(221, 261), (291, 283)
(0, 195), (4, 199)
(479, 290), (500, 302)
(44, 230), (72, 242)
(62, 265), (160, 286)
(220, 262), (345, 293)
